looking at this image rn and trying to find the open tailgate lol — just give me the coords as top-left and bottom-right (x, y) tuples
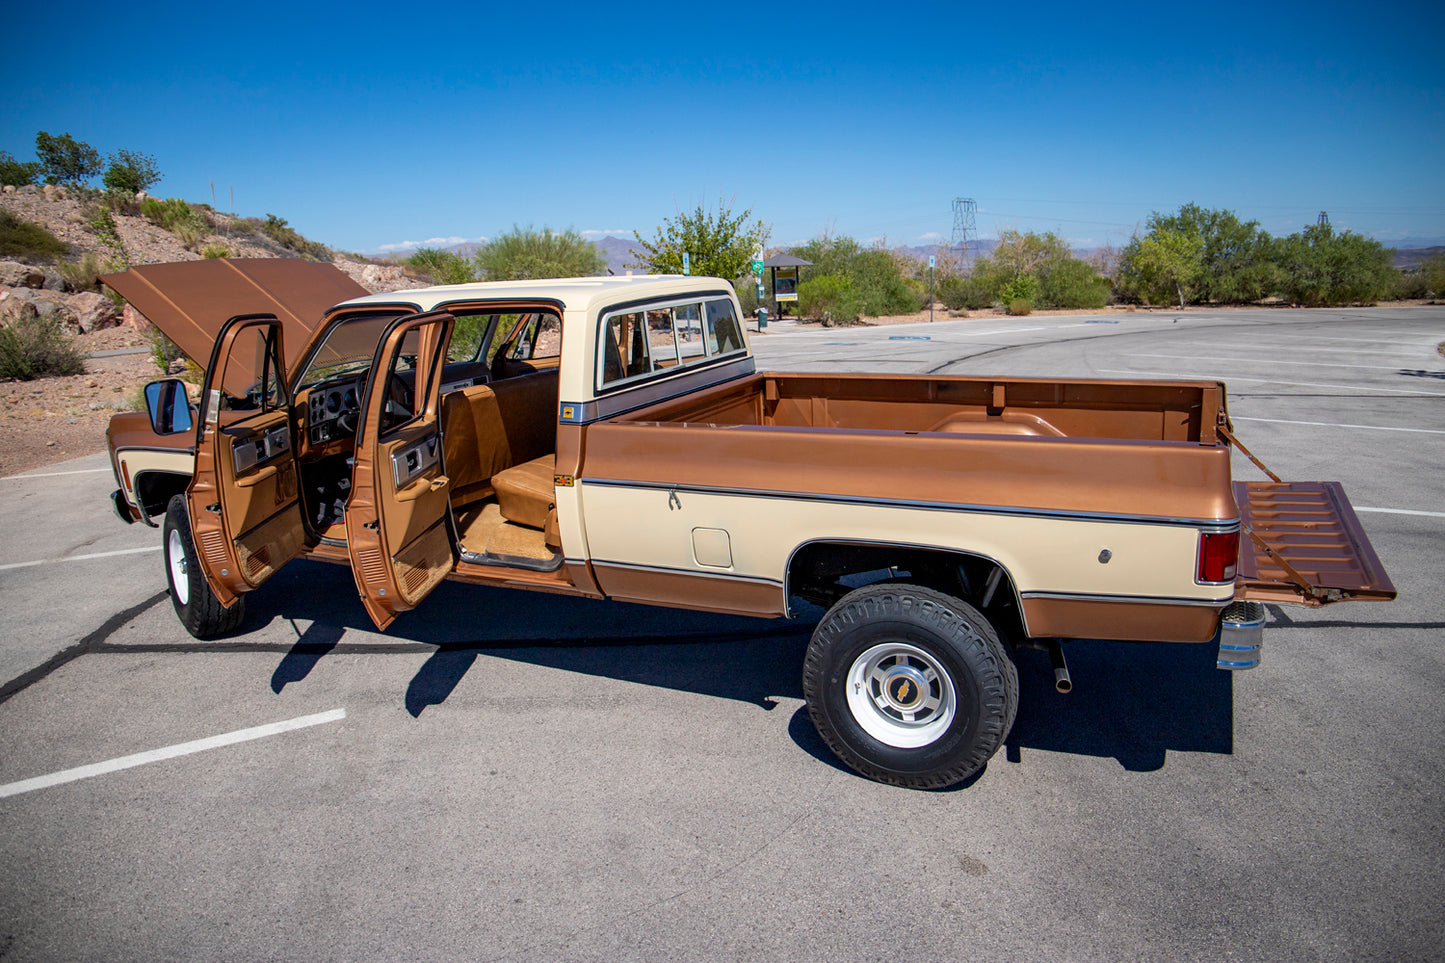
(1234, 481), (1396, 606)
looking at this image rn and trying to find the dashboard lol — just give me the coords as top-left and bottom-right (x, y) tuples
(306, 375), (363, 446)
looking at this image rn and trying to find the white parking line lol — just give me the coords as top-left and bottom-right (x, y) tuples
(0, 546), (161, 573)
(1131, 353), (1416, 372)
(0, 468), (113, 481)
(0, 709), (347, 800)
(1355, 507), (1445, 518)
(1096, 370), (1445, 397)
(1310, 336), (1445, 346)
(1232, 417), (1445, 435)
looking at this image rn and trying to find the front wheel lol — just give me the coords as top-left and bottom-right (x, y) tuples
(802, 584), (1017, 790)
(163, 495), (245, 639)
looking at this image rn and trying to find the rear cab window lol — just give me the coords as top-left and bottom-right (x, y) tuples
(597, 295), (745, 392)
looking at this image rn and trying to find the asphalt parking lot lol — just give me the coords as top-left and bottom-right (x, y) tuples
(1, 306), (1441, 961)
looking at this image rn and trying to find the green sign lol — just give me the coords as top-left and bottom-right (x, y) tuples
(752, 260), (764, 276)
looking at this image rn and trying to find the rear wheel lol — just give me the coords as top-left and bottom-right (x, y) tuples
(802, 583), (1017, 789)
(163, 495), (244, 639)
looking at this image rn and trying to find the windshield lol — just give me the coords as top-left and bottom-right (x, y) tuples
(295, 311), (409, 389)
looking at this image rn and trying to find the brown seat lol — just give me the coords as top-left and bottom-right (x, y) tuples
(493, 455), (555, 531)
(440, 370), (558, 508)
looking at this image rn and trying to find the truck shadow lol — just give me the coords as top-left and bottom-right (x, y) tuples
(1006, 640), (1233, 772)
(251, 562), (1234, 777)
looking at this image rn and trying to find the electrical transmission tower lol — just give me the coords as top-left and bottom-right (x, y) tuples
(1317, 211), (1330, 227)
(951, 197), (979, 265)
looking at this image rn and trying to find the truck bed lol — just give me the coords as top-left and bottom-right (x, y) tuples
(593, 371), (1238, 525)
(631, 371), (1227, 444)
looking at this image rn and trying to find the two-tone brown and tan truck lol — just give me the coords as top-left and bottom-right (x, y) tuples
(103, 259), (1395, 789)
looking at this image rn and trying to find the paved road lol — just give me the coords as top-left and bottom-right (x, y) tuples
(1, 307), (1441, 961)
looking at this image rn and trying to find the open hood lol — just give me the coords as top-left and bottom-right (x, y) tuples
(101, 259), (370, 377)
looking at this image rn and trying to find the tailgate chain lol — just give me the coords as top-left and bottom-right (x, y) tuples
(1239, 526), (1330, 600)
(1217, 422), (1283, 484)
(1222, 419), (1337, 603)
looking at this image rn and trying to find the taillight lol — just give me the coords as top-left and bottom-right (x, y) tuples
(1197, 530), (1240, 583)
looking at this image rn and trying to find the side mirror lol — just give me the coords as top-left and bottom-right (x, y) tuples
(144, 379), (195, 435)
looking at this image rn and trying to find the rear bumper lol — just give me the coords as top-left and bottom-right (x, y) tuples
(1216, 600), (1265, 670)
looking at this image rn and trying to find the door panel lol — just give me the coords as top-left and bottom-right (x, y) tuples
(346, 311), (456, 629)
(186, 316), (306, 605)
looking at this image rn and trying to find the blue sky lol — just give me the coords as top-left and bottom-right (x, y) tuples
(5, 0), (1442, 255)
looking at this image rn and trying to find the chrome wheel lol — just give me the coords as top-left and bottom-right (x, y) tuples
(845, 641), (957, 749)
(167, 527), (190, 606)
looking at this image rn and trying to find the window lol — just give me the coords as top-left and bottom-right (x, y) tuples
(598, 295), (746, 390)
(673, 302), (706, 363)
(705, 298), (744, 356)
(506, 312), (561, 363)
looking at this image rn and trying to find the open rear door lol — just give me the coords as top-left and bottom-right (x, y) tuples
(1234, 481), (1397, 606)
(186, 315), (308, 606)
(345, 311), (456, 630)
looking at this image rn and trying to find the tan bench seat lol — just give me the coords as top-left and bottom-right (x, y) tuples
(493, 455), (556, 531)
(440, 370), (558, 508)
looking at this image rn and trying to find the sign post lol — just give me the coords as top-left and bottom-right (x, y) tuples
(752, 258), (766, 329)
(682, 251), (690, 276)
(929, 254), (935, 323)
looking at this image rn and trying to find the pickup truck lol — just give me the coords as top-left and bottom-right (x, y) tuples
(102, 259), (1396, 789)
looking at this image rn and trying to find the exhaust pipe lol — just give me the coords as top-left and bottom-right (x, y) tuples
(1046, 639), (1072, 693)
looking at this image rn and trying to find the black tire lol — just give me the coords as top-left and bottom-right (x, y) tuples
(802, 583), (1018, 790)
(162, 494), (245, 639)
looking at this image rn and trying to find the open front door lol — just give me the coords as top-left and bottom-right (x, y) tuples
(186, 315), (307, 606)
(346, 311), (456, 629)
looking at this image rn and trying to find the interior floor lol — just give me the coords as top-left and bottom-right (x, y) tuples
(454, 500), (558, 564)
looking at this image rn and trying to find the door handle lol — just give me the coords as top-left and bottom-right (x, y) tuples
(236, 464), (279, 488)
(395, 474), (448, 502)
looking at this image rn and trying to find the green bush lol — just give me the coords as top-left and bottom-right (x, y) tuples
(1038, 257), (1109, 309)
(797, 274), (861, 326)
(259, 214), (330, 260)
(786, 236), (918, 317)
(1390, 270), (1429, 300)
(35, 131), (102, 187)
(1006, 298), (1034, 316)
(474, 226), (606, 280)
(102, 149), (161, 195)
(0, 150), (41, 187)
(0, 314), (86, 380)
(201, 244), (230, 259)
(56, 252), (103, 291)
(1274, 224), (1395, 306)
(938, 277), (992, 311)
(732, 276), (760, 316)
(999, 274), (1039, 307)
(1421, 253), (1445, 299)
(146, 327), (184, 374)
(0, 210), (68, 259)
(82, 202), (123, 247)
(403, 248), (477, 284)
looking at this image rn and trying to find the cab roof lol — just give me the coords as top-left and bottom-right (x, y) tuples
(336, 274), (737, 317)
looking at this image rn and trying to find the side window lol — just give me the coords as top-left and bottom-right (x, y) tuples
(377, 328), (423, 436)
(674, 303), (706, 363)
(705, 299), (744, 356)
(646, 308), (677, 368)
(448, 312), (490, 362)
(507, 313), (561, 363)
(602, 312), (649, 385)
(219, 323), (285, 413)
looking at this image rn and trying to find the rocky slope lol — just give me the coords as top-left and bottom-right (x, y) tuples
(0, 186), (426, 476)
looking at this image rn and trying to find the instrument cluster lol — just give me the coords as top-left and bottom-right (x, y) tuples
(306, 375), (363, 446)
